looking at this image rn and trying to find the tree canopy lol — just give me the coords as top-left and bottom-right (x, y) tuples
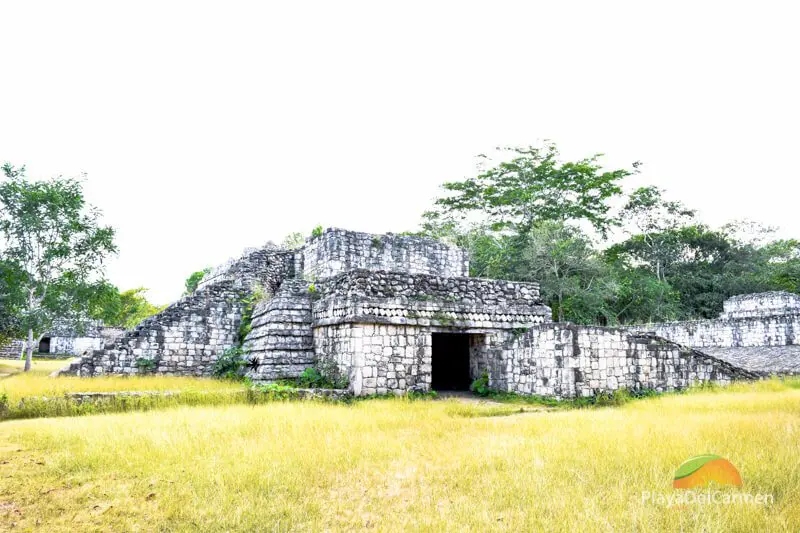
(0, 164), (117, 369)
(417, 143), (800, 324)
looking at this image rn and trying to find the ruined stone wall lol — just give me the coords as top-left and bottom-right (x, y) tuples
(314, 323), (431, 396)
(197, 246), (296, 294)
(244, 280), (314, 380)
(313, 270), (550, 329)
(629, 314), (800, 348)
(62, 281), (247, 376)
(50, 336), (105, 356)
(627, 292), (800, 348)
(0, 339), (23, 359)
(61, 248), (297, 377)
(472, 323), (759, 399)
(301, 228), (469, 281)
(721, 291), (800, 319)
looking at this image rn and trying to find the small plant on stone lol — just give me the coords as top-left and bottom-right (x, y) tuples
(297, 367), (327, 388)
(511, 327), (530, 338)
(238, 284), (267, 344)
(470, 372), (491, 396)
(211, 347), (247, 380)
(135, 357), (157, 374)
(371, 235), (382, 248)
(311, 225), (323, 238)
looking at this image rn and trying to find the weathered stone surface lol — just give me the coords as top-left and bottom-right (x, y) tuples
(0, 339), (23, 359)
(301, 228), (469, 280)
(698, 345), (800, 374)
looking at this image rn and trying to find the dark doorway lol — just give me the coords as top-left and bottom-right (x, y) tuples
(431, 333), (472, 391)
(38, 337), (51, 354)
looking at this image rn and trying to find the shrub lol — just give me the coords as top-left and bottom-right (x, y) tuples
(212, 347), (247, 380)
(238, 284), (266, 344)
(184, 267), (211, 295)
(470, 372), (491, 396)
(311, 225), (323, 238)
(252, 383), (297, 400)
(296, 362), (349, 389)
(0, 391), (8, 416)
(135, 357), (157, 373)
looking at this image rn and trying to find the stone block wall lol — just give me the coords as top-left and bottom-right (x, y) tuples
(314, 323), (431, 396)
(197, 246), (295, 294)
(62, 281), (247, 377)
(244, 280), (315, 380)
(60, 245), (300, 377)
(721, 291), (800, 319)
(0, 339), (23, 359)
(49, 336), (104, 356)
(629, 314), (800, 348)
(473, 323), (760, 399)
(312, 270), (550, 329)
(301, 228), (469, 281)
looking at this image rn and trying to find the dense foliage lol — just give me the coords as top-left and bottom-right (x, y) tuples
(419, 144), (800, 324)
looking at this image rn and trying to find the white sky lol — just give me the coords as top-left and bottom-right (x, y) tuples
(1, 1), (798, 304)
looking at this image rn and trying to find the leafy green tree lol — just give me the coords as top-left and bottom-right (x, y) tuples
(0, 164), (117, 370)
(619, 186), (696, 282)
(428, 142), (638, 237)
(114, 288), (165, 329)
(0, 259), (25, 346)
(184, 267), (211, 295)
(517, 221), (614, 323)
(89, 285), (165, 329)
(604, 262), (680, 324)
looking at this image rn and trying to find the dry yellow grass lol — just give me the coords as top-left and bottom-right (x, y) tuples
(0, 359), (245, 405)
(1, 382), (799, 532)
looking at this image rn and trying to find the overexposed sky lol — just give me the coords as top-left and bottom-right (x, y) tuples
(1, 1), (798, 304)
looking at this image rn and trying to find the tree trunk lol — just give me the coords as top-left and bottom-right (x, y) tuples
(24, 328), (34, 372)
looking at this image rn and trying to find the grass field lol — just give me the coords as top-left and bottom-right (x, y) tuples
(0, 358), (249, 420)
(2, 380), (799, 531)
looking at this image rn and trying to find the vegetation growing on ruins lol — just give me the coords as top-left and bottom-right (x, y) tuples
(183, 267), (211, 295)
(419, 144), (800, 324)
(2, 383), (799, 530)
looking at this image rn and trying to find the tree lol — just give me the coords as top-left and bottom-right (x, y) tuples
(428, 142), (638, 237)
(618, 186), (696, 282)
(0, 259), (25, 346)
(280, 231), (305, 250)
(184, 268), (211, 295)
(89, 285), (165, 329)
(517, 221), (614, 323)
(0, 164), (116, 371)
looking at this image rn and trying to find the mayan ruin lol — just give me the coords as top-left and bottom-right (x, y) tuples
(46, 228), (798, 398)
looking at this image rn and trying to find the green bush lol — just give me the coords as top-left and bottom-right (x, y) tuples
(212, 347), (247, 380)
(184, 268), (211, 295)
(311, 225), (323, 238)
(469, 372), (491, 396)
(135, 357), (157, 373)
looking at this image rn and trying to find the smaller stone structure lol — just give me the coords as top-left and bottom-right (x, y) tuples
(628, 291), (800, 374)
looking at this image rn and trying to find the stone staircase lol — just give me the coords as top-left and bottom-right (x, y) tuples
(243, 279), (315, 381)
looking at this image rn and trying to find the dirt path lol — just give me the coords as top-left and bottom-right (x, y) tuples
(435, 391), (556, 413)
